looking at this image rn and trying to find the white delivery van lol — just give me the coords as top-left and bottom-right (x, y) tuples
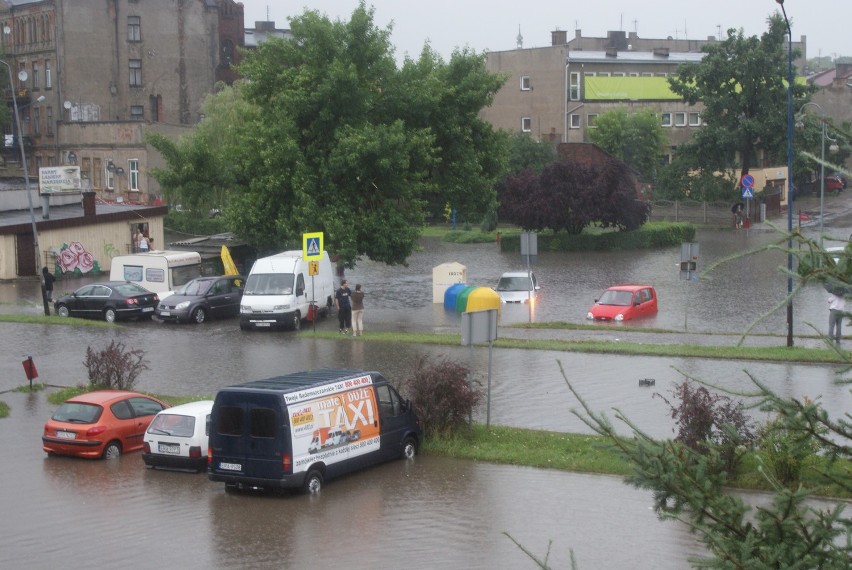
(239, 250), (334, 331)
(109, 250), (202, 298)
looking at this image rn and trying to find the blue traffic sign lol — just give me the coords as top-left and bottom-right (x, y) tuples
(742, 187), (753, 199)
(741, 174), (755, 188)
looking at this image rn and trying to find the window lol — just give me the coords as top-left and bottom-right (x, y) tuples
(45, 60), (51, 88)
(106, 162), (115, 190)
(628, 72), (639, 77)
(521, 117), (531, 132)
(569, 114), (581, 129)
(130, 105), (144, 120)
(569, 71), (580, 100)
(81, 157), (91, 180)
(674, 112), (687, 127)
(587, 114), (598, 128)
(46, 107), (52, 134)
(688, 112), (701, 127)
(127, 16), (141, 42)
(129, 159), (139, 191)
(520, 75), (531, 91)
(584, 71), (596, 77)
(129, 59), (142, 86)
(655, 72), (668, 77)
(93, 158), (102, 189)
(217, 406), (243, 436)
(32, 108), (39, 135)
(613, 72), (625, 77)
(660, 112), (672, 127)
(149, 95), (160, 122)
(249, 408), (276, 438)
(31, 63), (39, 89)
(17, 62), (25, 89)
(598, 72), (611, 77)
(641, 72), (653, 77)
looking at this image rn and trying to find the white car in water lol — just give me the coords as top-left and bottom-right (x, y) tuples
(142, 400), (213, 472)
(495, 271), (539, 303)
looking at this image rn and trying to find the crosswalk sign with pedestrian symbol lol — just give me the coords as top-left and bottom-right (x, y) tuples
(303, 232), (323, 260)
(742, 187), (753, 199)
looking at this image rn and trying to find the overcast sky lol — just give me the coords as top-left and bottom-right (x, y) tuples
(240, 1), (849, 64)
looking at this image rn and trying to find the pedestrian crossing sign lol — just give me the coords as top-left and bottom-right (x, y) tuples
(303, 232), (323, 260)
(742, 187), (753, 199)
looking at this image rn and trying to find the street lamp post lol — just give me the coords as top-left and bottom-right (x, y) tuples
(0, 58), (49, 315)
(776, 0), (794, 347)
(796, 102), (840, 247)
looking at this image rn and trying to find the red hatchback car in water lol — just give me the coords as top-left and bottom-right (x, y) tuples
(43, 391), (169, 459)
(586, 284), (658, 322)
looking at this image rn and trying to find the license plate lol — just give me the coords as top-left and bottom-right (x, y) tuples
(158, 443), (180, 455)
(142, 307), (154, 312)
(160, 311), (171, 317)
(56, 430), (76, 439)
(255, 323), (270, 327)
(219, 462), (242, 471)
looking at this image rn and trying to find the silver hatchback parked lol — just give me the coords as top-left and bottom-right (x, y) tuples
(495, 271), (539, 303)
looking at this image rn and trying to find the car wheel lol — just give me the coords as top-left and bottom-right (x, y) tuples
(56, 304), (70, 318)
(302, 469), (323, 494)
(291, 311), (301, 331)
(104, 308), (117, 323)
(103, 441), (121, 460)
(401, 436), (417, 460)
(192, 307), (207, 324)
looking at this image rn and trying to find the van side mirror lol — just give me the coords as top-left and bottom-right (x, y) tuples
(296, 287), (305, 296)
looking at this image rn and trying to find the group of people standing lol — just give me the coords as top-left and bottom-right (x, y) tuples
(334, 279), (365, 336)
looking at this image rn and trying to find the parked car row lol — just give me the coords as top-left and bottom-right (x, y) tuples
(43, 369), (423, 495)
(54, 275), (245, 324)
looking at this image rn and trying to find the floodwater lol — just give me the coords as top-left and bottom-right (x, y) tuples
(2, 200), (851, 569)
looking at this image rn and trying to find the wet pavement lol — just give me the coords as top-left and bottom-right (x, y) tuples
(1, 193), (851, 569)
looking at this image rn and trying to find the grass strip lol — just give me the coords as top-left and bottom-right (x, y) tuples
(302, 330), (847, 364)
(423, 424), (852, 499)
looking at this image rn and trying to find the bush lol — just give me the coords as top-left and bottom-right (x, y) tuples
(480, 209), (498, 232)
(83, 340), (149, 390)
(407, 356), (482, 438)
(656, 380), (756, 476)
(498, 222), (695, 252)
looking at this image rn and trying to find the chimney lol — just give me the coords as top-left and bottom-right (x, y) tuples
(605, 47), (618, 58)
(551, 30), (567, 46)
(82, 191), (96, 217)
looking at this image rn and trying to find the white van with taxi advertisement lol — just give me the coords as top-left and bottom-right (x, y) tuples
(208, 369), (422, 494)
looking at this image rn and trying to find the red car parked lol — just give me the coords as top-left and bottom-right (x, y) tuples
(586, 284), (658, 322)
(43, 391), (169, 459)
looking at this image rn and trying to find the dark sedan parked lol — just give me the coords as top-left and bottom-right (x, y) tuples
(55, 281), (159, 323)
(156, 275), (244, 324)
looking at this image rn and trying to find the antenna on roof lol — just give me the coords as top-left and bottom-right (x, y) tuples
(517, 25), (523, 49)
(266, 5), (270, 21)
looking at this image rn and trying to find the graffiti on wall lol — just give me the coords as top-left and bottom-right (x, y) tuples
(56, 242), (100, 275)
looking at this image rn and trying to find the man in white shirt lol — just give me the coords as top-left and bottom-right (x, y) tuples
(828, 291), (846, 342)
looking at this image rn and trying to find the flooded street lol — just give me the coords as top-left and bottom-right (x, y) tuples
(2, 203), (851, 569)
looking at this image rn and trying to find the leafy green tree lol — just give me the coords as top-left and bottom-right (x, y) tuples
(654, 158), (736, 201)
(150, 3), (506, 266)
(505, 132), (556, 176)
(668, 14), (811, 182)
(588, 108), (667, 182)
